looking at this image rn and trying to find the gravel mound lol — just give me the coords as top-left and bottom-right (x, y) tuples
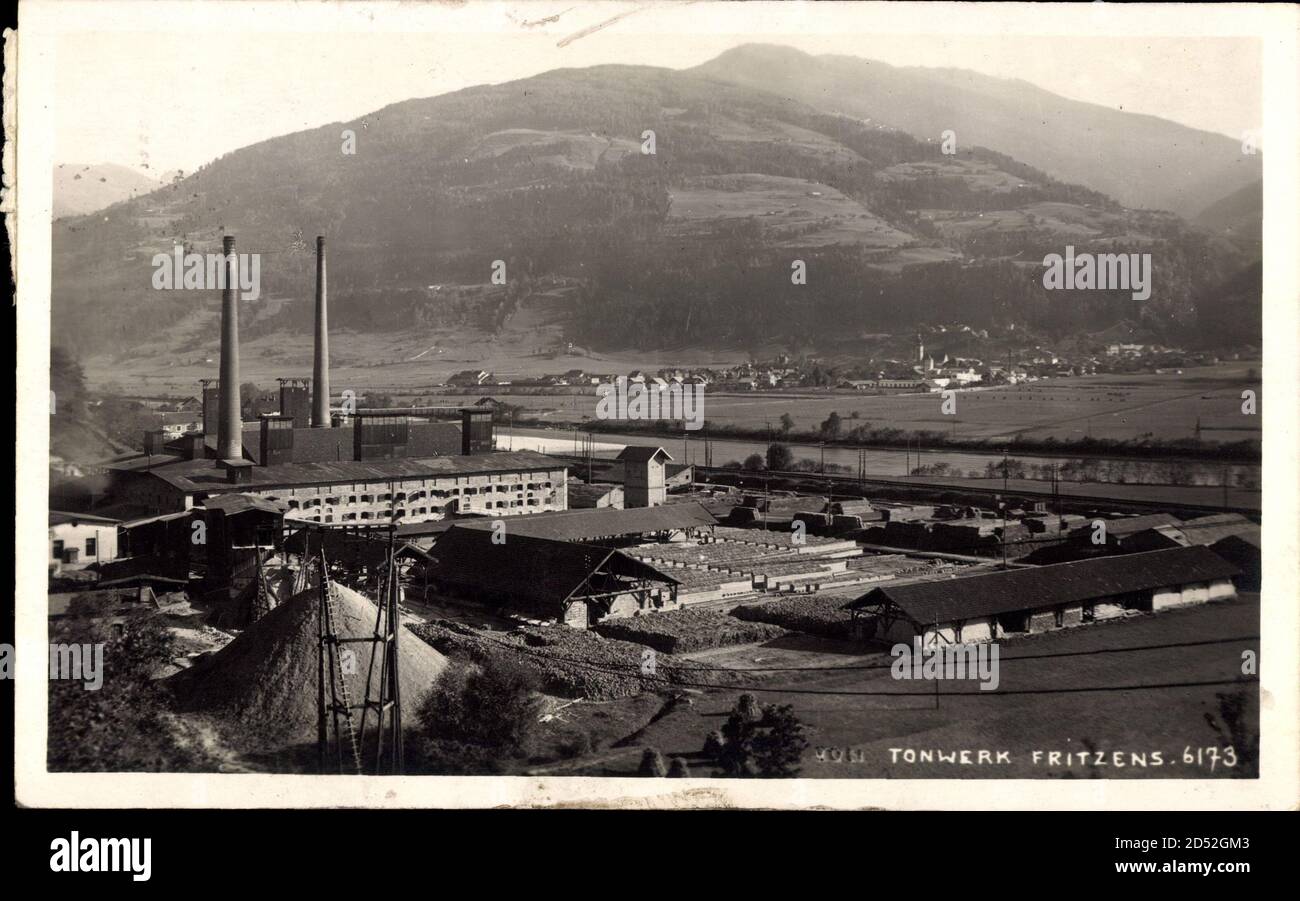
(168, 583), (448, 753)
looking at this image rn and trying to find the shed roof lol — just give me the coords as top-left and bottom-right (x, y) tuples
(426, 527), (677, 612)
(1071, 512), (1182, 540)
(50, 510), (123, 527)
(843, 546), (1240, 624)
(457, 501), (716, 541)
(617, 446), (673, 464)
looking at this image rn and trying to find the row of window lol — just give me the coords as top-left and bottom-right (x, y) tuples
(278, 482), (556, 509)
(50, 538), (97, 559)
(291, 496), (554, 524)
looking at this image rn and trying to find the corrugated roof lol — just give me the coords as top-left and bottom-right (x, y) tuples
(49, 510), (123, 526)
(1169, 514), (1259, 547)
(1072, 512), (1181, 539)
(455, 501), (717, 541)
(844, 546), (1240, 623)
(110, 450), (564, 495)
(200, 493), (288, 515)
(427, 527), (678, 612)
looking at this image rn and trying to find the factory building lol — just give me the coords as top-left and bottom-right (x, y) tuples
(619, 445), (672, 507)
(99, 234), (568, 526)
(423, 527), (680, 627)
(843, 546), (1240, 645)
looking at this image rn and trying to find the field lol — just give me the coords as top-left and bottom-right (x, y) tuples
(605, 366), (1261, 445)
(666, 173), (915, 249)
(357, 365), (1261, 447)
(543, 593), (1261, 779)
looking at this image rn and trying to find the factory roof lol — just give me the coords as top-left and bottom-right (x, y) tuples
(1072, 512), (1182, 539)
(1161, 514), (1259, 547)
(464, 501), (715, 541)
(566, 481), (623, 507)
(393, 501), (718, 541)
(185, 421), (463, 464)
(199, 494), (288, 516)
(109, 450), (564, 496)
(843, 546), (1240, 624)
(49, 510), (123, 527)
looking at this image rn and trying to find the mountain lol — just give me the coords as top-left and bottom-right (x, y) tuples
(694, 44), (1262, 222)
(1194, 178), (1262, 245)
(53, 163), (166, 218)
(51, 61), (1252, 365)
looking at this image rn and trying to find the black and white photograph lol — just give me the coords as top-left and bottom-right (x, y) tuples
(11, 0), (1298, 815)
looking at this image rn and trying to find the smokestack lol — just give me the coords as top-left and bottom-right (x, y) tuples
(217, 235), (242, 460)
(312, 235), (330, 428)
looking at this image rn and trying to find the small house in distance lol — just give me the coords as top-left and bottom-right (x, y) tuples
(618, 446), (673, 508)
(567, 480), (624, 509)
(49, 511), (121, 573)
(842, 546), (1240, 645)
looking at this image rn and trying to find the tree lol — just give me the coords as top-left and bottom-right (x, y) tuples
(415, 656), (542, 773)
(820, 411), (843, 439)
(1204, 689), (1259, 778)
(50, 346), (88, 416)
(766, 442), (794, 472)
(638, 747), (668, 777)
(709, 694), (808, 777)
(742, 453), (765, 471)
(779, 413), (795, 435)
(750, 704), (809, 777)
(717, 709), (757, 776)
(736, 693), (763, 723)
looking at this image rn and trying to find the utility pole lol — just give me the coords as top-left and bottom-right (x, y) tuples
(763, 476), (770, 531)
(1000, 498), (1008, 569)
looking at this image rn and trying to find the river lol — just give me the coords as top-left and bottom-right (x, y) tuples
(497, 426), (1259, 488)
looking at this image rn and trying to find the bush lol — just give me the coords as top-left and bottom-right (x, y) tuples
(48, 611), (219, 772)
(703, 730), (724, 758)
(737, 693), (763, 723)
(667, 757), (691, 778)
(707, 697), (809, 778)
(766, 442), (794, 471)
(415, 656), (542, 772)
(751, 704), (809, 777)
(639, 747), (668, 777)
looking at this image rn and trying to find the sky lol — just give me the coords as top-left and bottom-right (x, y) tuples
(51, 2), (1262, 177)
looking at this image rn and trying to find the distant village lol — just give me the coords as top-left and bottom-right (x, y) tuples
(441, 327), (1245, 395)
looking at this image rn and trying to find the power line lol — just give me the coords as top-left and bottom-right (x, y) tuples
(440, 630), (1260, 695)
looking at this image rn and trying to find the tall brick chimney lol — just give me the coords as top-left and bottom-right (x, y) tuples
(312, 235), (330, 427)
(216, 235), (242, 460)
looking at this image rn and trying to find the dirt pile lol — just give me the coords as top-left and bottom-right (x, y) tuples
(168, 583), (449, 753)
